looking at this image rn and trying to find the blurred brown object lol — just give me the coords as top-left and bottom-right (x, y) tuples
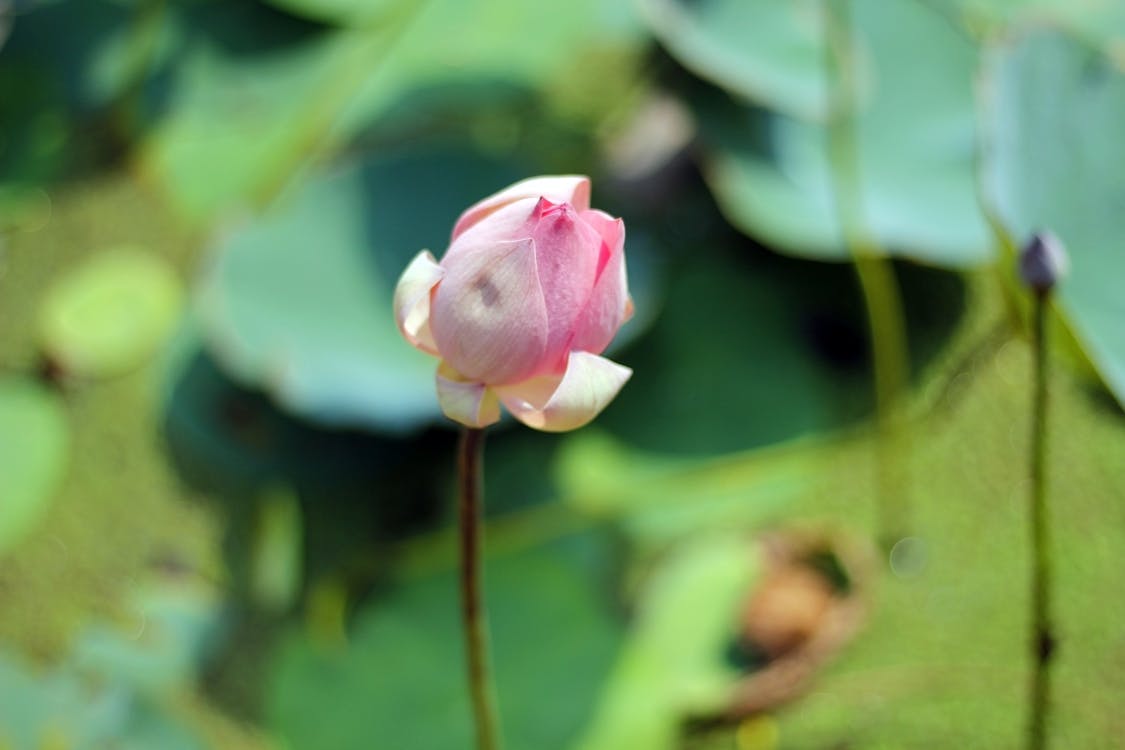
(742, 564), (836, 659)
(725, 528), (875, 718)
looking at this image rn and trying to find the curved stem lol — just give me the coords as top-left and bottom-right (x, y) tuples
(458, 427), (503, 750)
(1028, 292), (1054, 750)
(823, 0), (911, 548)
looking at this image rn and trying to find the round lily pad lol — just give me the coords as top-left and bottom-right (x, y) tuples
(694, 0), (991, 267)
(638, 0), (829, 119)
(196, 146), (532, 433)
(38, 248), (183, 379)
(0, 377), (69, 555)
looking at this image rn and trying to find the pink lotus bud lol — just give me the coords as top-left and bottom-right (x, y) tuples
(394, 175), (633, 431)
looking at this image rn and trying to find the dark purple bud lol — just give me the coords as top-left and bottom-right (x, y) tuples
(1019, 231), (1068, 293)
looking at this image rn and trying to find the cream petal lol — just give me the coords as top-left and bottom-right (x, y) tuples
(495, 351), (631, 432)
(393, 250), (443, 355)
(451, 175), (591, 239)
(436, 362), (501, 428)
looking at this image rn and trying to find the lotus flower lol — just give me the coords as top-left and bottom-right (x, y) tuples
(394, 176), (633, 432)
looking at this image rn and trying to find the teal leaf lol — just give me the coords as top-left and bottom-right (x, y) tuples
(936, 0), (1125, 49)
(0, 653), (204, 750)
(638, 0), (828, 119)
(196, 146), (531, 432)
(695, 0), (991, 266)
(72, 583), (222, 694)
(981, 28), (1125, 406)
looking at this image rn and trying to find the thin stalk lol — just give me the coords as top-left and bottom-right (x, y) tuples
(823, 0), (911, 548)
(1027, 292), (1054, 750)
(457, 427), (503, 750)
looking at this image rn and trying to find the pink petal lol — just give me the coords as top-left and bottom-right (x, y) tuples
(392, 250), (443, 355)
(569, 211), (630, 355)
(494, 351), (632, 432)
(452, 175), (591, 240)
(436, 361), (500, 428)
(529, 199), (604, 369)
(442, 198), (540, 268)
(430, 237), (549, 384)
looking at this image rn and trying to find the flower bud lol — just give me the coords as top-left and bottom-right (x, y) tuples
(1019, 231), (1068, 294)
(394, 176), (633, 431)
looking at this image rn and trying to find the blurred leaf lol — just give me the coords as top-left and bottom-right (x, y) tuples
(335, 0), (645, 130)
(196, 146), (530, 432)
(0, 654), (128, 749)
(0, 0), (168, 193)
(264, 0), (398, 26)
(0, 653), (203, 750)
(268, 534), (623, 750)
(937, 0), (1125, 49)
(38, 247), (183, 379)
(0, 64), (69, 188)
(594, 245), (873, 455)
(160, 332), (437, 588)
(574, 535), (758, 750)
(142, 0), (644, 221)
(0, 185), (51, 233)
(0, 0), (142, 112)
(138, 1), (370, 220)
(0, 377), (68, 555)
(557, 430), (815, 549)
(982, 29), (1125, 407)
(161, 335), (412, 490)
(73, 583), (222, 694)
(695, 0), (990, 266)
(638, 0), (828, 119)
(108, 701), (204, 750)
(250, 486), (304, 612)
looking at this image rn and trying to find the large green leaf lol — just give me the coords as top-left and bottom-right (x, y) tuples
(638, 0), (828, 119)
(0, 377), (69, 555)
(981, 29), (1125, 406)
(696, 0), (991, 266)
(196, 147), (532, 432)
(267, 535), (623, 750)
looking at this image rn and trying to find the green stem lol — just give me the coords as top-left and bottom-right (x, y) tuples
(458, 427), (503, 750)
(823, 0), (911, 548)
(1028, 292), (1054, 750)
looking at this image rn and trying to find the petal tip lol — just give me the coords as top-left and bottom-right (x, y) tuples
(496, 351), (631, 433)
(436, 364), (501, 428)
(394, 251), (443, 354)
